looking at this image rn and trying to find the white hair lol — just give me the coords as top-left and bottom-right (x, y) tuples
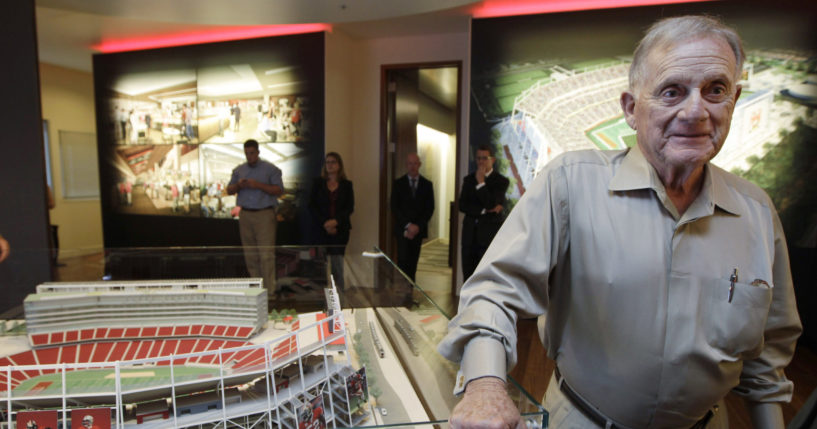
(629, 15), (745, 92)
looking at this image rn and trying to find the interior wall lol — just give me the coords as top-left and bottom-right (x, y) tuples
(339, 31), (470, 274)
(418, 92), (456, 135)
(324, 30), (356, 169)
(417, 125), (456, 243)
(39, 62), (103, 257)
(416, 79), (458, 243)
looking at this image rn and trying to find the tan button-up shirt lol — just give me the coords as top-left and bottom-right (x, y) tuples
(439, 148), (801, 428)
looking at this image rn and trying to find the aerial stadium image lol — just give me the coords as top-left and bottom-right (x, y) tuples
(470, 3), (816, 238)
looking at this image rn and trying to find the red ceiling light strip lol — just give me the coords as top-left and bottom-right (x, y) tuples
(471, 0), (714, 18)
(93, 23), (331, 53)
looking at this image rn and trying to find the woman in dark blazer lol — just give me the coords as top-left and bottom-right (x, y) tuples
(308, 152), (354, 288)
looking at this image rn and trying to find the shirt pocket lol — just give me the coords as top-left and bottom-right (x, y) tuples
(703, 277), (772, 357)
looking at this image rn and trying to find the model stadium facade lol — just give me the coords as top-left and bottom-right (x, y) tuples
(2, 279), (368, 429)
(24, 278), (268, 346)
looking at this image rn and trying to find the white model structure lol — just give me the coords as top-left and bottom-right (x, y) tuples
(25, 278), (268, 346)
(2, 279), (368, 429)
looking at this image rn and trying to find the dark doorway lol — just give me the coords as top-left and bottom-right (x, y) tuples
(379, 62), (462, 299)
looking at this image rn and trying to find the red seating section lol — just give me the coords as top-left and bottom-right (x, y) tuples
(28, 324), (257, 347)
(0, 337), (258, 392)
(1, 316), (332, 393)
(271, 334), (298, 364)
(316, 313), (346, 346)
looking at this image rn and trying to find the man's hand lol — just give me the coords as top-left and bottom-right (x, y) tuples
(487, 205), (503, 214)
(324, 219), (338, 235)
(405, 223), (420, 240)
(240, 178), (261, 189)
(450, 377), (524, 429)
(0, 235), (9, 263)
(237, 179), (282, 197)
(475, 166), (488, 184)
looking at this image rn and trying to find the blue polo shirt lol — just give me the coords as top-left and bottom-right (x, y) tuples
(228, 159), (282, 209)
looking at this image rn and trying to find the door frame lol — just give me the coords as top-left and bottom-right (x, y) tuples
(378, 60), (463, 296)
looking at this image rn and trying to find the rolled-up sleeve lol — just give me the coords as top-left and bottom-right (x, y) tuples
(733, 206), (802, 402)
(438, 163), (569, 394)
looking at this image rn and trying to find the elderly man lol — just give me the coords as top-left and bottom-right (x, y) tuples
(439, 15), (801, 429)
(227, 139), (284, 293)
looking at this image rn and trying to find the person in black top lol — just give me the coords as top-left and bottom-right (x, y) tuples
(309, 152), (354, 288)
(390, 153), (435, 282)
(459, 143), (509, 281)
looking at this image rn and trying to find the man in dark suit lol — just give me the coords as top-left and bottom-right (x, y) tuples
(459, 143), (510, 281)
(390, 153), (435, 281)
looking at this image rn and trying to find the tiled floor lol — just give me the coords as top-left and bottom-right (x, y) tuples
(416, 239), (457, 316)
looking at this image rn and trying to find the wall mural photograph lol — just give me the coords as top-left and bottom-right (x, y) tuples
(106, 69), (198, 145)
(94, 33), (324, 247)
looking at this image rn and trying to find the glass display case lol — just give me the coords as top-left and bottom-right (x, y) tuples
(0, 246), (547, 428)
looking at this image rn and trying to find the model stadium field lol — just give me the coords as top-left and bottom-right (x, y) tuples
(586, 116), (636, 150)
(13, 367), (220, 397)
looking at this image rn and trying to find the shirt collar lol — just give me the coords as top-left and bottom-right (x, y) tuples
(608, 147), (654, 192)
(609, 147), (742, 217)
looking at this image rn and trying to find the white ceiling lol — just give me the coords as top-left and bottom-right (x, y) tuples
(35, 0), (478, 72)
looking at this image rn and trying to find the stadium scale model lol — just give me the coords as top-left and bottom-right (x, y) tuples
(1, 278), (370, 429)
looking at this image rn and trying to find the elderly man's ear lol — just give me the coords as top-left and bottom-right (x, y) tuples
(620, 91), (637, 130)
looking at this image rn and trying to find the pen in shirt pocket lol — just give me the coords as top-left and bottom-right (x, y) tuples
(728, 268), (737, 303)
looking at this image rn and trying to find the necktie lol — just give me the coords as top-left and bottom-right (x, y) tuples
(410, 178), (417, 197)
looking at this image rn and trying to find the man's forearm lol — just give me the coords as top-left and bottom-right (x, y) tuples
(257, 182), (282, 196)
(746, 401), (784, 429)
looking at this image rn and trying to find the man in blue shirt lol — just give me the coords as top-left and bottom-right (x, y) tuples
(227, 139), (283, 293)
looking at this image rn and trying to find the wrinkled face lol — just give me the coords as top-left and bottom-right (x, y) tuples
(406, 154), (421, 177)
(622, 36), (741, 174)
(244, 146), (260, 166)
(476, 149), (494, 172)
(325, 155), (340, 175)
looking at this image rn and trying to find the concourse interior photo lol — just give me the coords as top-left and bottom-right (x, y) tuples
(1, 0), (816, 428)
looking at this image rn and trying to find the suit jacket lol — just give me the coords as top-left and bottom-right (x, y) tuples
(391, 174), (435, 239)
(459, 170), (510, 247)
(308, 178), (354, 247)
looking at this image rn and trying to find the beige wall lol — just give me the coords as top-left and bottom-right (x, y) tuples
(39, 62), (103, 257)
(324, 31), (357, 178)
(330, 31), (471, 271)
